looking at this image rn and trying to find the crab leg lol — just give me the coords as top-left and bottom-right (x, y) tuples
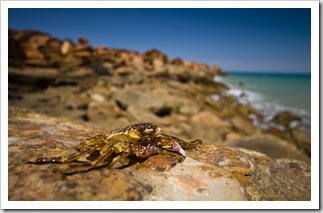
(59, 142), (128, 173)
(28, 140), (105, 164)
(176, 139), (202, 150)
(60, 149), (115, 174)
(107, 153), (130, 169)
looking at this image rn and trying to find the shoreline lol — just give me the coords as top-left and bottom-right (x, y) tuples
(215, 73), (311, 127)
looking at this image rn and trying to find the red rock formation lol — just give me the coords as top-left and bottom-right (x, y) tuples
(8, 29), (226, 77)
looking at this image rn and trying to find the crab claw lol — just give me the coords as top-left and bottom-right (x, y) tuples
(172, 142), (186, 157)
(157, 135), (186, 157)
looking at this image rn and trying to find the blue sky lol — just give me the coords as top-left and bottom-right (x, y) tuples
(8, 8), (311, 73)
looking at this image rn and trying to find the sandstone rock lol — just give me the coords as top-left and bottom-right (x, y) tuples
(169, 57), (184, 65)
(265, 126), (293, 142)
(291, 128), (311, 156)
(39, 39), (63, 66)
(211, 65), (227, 76)
(225, 131), (243, 141)
(61, 40), (74, 55)
(230, 116), (260, 135)
(192, 111), (229, 129)
(191, 110), (231, 144)
(142, 49), (168, 71)
(8, 29), (313, 202)
(111, 82), (201, 120)
(76, 36), (91, 50)
(8, 106), (311, 201)
(9, 37), (26, 66)
(20, 32), (50, 59)
(9, 29), (51, 66)
(224, 133), (310, 164)
(188, 145), (310, 201)
(8, 29), (227, 85)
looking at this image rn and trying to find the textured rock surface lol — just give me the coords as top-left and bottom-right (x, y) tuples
(8, 107), (310, 201)
(224, 133), (310, 164)
(8, 29), (311, 201)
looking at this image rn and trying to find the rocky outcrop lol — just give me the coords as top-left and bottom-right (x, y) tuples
(8, 107), (310, 201)
(8, 29), (311, 201)
(224, 133), (310, 164)
(8, 29), (226, 78)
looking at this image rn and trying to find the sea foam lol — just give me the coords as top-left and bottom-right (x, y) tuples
(214, 75), (311, 129)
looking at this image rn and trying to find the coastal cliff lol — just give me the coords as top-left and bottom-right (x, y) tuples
(8, 29), (311, 201)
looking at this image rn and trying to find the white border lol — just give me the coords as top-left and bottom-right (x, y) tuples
(1, 1), (319, 210)
(0, 0), (320, 8)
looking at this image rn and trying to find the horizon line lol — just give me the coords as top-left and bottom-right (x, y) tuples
(226, 70), (311, 74)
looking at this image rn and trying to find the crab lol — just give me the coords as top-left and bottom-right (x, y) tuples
(28, 123), (202, 174)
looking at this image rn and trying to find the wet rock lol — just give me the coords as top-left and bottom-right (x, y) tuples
(272, 111), (301, 128)
(8, 107), (310, 201)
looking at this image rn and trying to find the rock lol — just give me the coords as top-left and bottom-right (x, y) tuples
(84, 101), (126, 125)
(169, 57), (184, 65)
(211, 65), (227, 76)
(290, 128), (311, 156)
(20, 32), (50, 59)
(8, 28), (228, 84)
(265, 126), (293, 142)
(90, 92), (106, 103)
(225, 132), (243, 141)
(76, 36), (91, 50)
(272, 111), (301, 128)
(39, 39), (63, 66)
(188, 145), (310, 201)
(190, 110), (231, 144)
(9, 37), (26, 66)
(192, 111), (230, 130)
(189, 123), (223, 145)
(8, 106), (310, 201)
(8, 29), (313, 201)
(230, 116), (260, 135)
(142, 49), (168, 71)
(61, 40), (74, 55)
(223, 133), (310, 164)
(111, 81), (201, 120)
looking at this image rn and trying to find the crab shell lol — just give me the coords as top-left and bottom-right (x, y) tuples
(107, 123), (187, 157)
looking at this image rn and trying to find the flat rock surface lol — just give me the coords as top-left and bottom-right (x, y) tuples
(8, 107), (310, 201)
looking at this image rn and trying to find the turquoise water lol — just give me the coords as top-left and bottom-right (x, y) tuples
(215, 72), (311, 125)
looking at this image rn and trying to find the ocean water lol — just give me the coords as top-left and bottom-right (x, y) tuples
(214, 72), (311, 126)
